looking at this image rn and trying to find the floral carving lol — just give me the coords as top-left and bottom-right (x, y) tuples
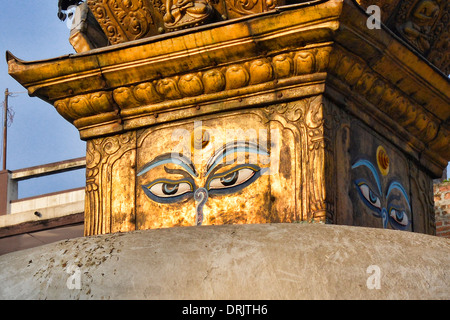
(272, 54), (293, 79)
(202, 69), (226, 93)
(262, 95), (334, 222)
(155, 77), (183, 99)
(225, 65), (250, 89)
(115, 0), (154, 39)
(226, 0), (277, 16)
(85, 132), (136, 236)
(87, 0), (155, 44)
(178, 73), (204, 96)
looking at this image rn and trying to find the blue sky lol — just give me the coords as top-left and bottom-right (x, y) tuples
(0, 1), (85, 198)
(0, 2), (448, 199)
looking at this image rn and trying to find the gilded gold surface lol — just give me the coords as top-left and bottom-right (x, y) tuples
(85, 0), (282, 44)
(68, 0), (449, 74)
(6, 0), (450, 236)
(136, 114), (274, 228)
(83, 96), (334, 234)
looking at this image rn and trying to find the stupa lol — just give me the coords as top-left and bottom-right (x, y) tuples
(1, 0), (449, 299)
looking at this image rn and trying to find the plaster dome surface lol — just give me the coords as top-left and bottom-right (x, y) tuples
(0, 223), (448, 299)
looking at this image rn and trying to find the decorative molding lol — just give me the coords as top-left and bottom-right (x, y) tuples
(51, 46), (330, 132)
(111, 47), (328, 109)
(54, 91), (119, 123)
(327, 45), (449, 163)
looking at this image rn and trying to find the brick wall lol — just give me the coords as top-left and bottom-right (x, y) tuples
(434, 181), (450, 238)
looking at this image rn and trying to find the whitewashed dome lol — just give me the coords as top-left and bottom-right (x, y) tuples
(0, 223), (449, 299)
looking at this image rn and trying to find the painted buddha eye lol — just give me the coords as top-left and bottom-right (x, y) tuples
(389, 207), (409, 227)
(207, 164), (264, 194)
(151, 182), (192, 197)
(356, 182), (382, 211)
(210, 168), (255, 189)
(142, 179), (194, 203)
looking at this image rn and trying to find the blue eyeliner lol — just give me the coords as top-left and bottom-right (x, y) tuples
(205, 145), (269, 177)
(137, 155), (197, 177)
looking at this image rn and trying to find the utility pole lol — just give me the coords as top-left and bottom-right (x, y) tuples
(3, 88), (8, 171)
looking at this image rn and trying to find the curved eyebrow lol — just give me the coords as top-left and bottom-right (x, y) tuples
(386, 181), (411, 210)
(137, 153), (198, 177)
(351, 159), (382, 195)
(205, 141), (269, 177)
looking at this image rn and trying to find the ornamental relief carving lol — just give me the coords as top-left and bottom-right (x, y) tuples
(87, 0), (157, 44)
(86, 0), (281, 44)
(356, 0), (449, 74)
(163, 0), (213, 30)
(54, 91), (118, 123)
(53, 46), (330, 134)
(226, 0), (276, 17)
(395, 0), (443, 53)
(113, 0), (154, 38)
(111, 47), (328, 107)
(85, 131), (137, 236)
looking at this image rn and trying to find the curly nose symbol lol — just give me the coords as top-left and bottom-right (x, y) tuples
(194, 188), (208, 226)
(381, 208), (388, 229)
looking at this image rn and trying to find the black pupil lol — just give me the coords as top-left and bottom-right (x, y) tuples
(163, 183), (179, 195)
(220, 171), (239, 186)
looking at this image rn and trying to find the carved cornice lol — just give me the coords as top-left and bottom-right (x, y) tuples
(333, 1), (450, 175)
(111, 47), (330, 113)
(49, 45), (330, 138)
(329, 46), (442, 145)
